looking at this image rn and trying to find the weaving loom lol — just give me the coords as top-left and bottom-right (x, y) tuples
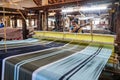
(0, 0), (119, 79)
(1, 32), (115, 80)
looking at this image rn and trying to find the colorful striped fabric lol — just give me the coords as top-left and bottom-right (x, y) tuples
(1, 43), (113, 80)
(32, 46), (112, 80)
(0, 38), (39, 45)
(0, 41), (66, 80)
(0, 40), (51, 50)
(2, 44), (86, 80)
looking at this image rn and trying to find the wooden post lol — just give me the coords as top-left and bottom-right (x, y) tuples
(55, 11), (62, 31)
(42, 11), (46, 31)
(34, 18), (36, 26)
(29, 18), (32, 27)
(12, 19), (14, 28)
(42, 9), (48, 31)
(41, 0), (48, 31)
(90, 19), (93, 41)
(110, 3), (118, 34)
(37, 11), (42, 30)
(45, 10), (48, 31)
(22, 18), (27, 39)
(8, 16), (11, 27)
(18, 10), (28, 39)
(116, 4), (120, 36)
(14, 16), (17, 28)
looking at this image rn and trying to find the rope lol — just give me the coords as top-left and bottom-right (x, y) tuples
(17, 9), (26, 21)
(2, 0), (7, 52)
(62, 12), (65, 40)
(90, 19), (93, 42)
(29, 11), (32, 27)
(16, 0), (26, 22)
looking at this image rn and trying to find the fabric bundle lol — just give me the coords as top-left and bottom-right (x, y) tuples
(0, 28), (22, 40)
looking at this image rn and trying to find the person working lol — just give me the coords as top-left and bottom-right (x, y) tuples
(0, 23), (4, 28)
(69, 20), (82, 33)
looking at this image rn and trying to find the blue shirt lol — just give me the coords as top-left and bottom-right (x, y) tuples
(0, 23), (4, 28)
(70, 26), (74, 30)
(70, 26), (80, 33)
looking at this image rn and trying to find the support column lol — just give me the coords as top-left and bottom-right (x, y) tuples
(8, 16), (11, 27)
(114, 1), (120, 55)
(45, 10), (48, 31)
(5, 17), (10, 27)
(55, 11), (62, 31)
(116, 1), (120, 34)
(42, 9), (48, 31)
(20, 10), (28, 39)
(22, 18), (27, 39)
(12, 19), (14, 28)
(34, 18), (36, 26)
(29, 18), (32, 27)
(109, 3), (117, 34)
(37, 11), (42, 30)
(14, 16), (17, 28)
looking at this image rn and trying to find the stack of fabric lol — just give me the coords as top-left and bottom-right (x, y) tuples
(0, 28), (23, 40)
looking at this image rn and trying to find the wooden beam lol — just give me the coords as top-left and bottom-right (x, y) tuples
(0, 7), (19, 12)
(0, 13), (20, 16)
(11, 15), (38, 19)
(61, 0), (65, 2)
(33, 0), (41, 6)
(37, 11), (43, 30)
(0, 7), (29, 16)
(49, 0), (53, 4)
(53, 0), (57, 3)
(26, 0), (83, 10)
(26, 0), (115, 11)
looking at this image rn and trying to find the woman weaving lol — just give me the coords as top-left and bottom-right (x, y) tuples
(69, 20), (82, 33)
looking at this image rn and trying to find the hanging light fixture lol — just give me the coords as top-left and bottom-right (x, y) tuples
(62, 5), (108, 13)
(80, 6), (107, 11)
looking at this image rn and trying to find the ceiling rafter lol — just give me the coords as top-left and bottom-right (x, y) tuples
(32, 0), (66, 5)
(49, 0), (53, 4)
(27, 0), (116, 11)
(33, 0), (41, 6)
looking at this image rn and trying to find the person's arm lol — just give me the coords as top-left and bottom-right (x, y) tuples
(72, 27), (77, 32)
(73, 24), (80, 33)
(69, 29), (72, 32)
